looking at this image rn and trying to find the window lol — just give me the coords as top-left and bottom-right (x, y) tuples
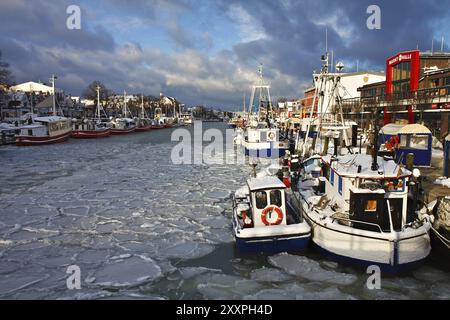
(270, 190), (282, 207)
(365, 200), (377, 212)
(410, 135), (429, 150)
(330, 170), (335, 186)
(255, 191), (267, 209)
(338, 177), (343, 195)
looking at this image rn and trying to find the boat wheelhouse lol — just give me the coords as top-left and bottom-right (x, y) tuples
(242, 127), (289, 158)
(16, 116), (71, 146)
(232, 176), (311, 254)
(293, 153), (432, 273)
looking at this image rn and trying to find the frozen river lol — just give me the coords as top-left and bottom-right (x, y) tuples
(0, 122), (449, 300)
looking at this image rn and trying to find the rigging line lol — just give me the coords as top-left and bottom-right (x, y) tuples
(431, 226), (450, 249)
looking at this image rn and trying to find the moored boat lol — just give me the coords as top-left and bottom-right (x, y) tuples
(232, 176), (311, 254)
(288, 153), (433, 274)
(16, 75), (72, 146)
(16, 116), (71, 146)
(109, 91), (137, 134)
(71, 86), (111, 139)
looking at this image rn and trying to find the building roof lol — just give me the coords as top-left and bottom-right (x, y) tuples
(380, 123), (406, 136)
(10, 81), (54, 94)
(338, 71), (385, 78)
(358, 80), (386, 90)
(398, 124), (431, 135)
(247, 176), (286, 191)
(34, 116), (68, 123)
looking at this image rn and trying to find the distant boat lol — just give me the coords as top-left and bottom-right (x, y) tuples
(135, 95), (153, 132)
(71, 86), (111, 139)
(71, 120), (111, 139)
(109, 118), (136, 134)
(16, 75), (72, 146)
(16, 116), (71, 146)
(109, 91), (136, 134)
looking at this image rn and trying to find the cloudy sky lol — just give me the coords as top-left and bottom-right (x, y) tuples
(0, 0), (449, 109)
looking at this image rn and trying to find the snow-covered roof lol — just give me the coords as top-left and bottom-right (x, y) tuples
(398, 124), (431, 135)
(247, 176), (286, 191)
(10, 81), (54, 94)
(380, 123), (406, 136)
(322, 154), (411, 179)
(34, 116), (68, 123)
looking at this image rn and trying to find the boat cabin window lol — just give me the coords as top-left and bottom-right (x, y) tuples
(270, 190), (282, 207)
(365, 200), (377, 212)
(255, 191), (267, 209)
(400, 135), (429, 150)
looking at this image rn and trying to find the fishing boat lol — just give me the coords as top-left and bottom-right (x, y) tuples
(71, 86), (111, 139)
(16, 75), (71, 146)
(180, 112), (193, 126)
(239, 66), (289, 158)
(232, 175), (311, 254)
(135, 96), (153, 132)
(109, 91), (136, 134)
(71, 120), (110, 139)
(16, 116), (71, 146)
(287, 150), (433, 273)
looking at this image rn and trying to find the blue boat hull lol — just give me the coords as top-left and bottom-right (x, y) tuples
(312, 242), (427, 274)
(244, 147), (286, 158)
(236, 235), (310, 254)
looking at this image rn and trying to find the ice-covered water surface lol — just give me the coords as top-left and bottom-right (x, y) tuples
(0, 123), (449, 300)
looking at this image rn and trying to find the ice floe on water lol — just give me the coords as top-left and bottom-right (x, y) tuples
(1, 124), (450, 299)
(268, 253), (359, 286)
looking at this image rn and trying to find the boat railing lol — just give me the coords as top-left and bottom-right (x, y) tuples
(330, 216), (385, 233)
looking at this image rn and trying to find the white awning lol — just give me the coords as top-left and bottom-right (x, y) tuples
(247, 176), (286, 191)
(398, 124), (431, 135)
(379, 123), (405, 136)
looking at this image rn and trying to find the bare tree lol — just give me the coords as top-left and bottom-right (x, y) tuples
(82, 81), (113, 102)
(0, 50), (12, 86)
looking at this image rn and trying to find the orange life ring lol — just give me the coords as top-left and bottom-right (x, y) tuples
(261, 206), (283, 226)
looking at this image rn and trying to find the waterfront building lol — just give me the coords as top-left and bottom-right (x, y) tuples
(345, 50), (450, 138)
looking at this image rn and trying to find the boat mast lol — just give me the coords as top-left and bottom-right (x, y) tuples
(96, 85), (101, 120)
(123, 90), (127, 118)
(51, 74), (57, 116)
(29, 83), (34, 119)
(141, 95), (145, 119)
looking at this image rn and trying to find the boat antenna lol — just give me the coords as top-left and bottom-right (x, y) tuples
(371, 109), (380, 171)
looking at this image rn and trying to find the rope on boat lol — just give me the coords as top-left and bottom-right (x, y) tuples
(430, 225), (450, 250)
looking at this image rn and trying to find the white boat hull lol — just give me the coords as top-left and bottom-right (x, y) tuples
(302, 207), (431, 273)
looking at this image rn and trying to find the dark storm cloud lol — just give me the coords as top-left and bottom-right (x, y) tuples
(0, 0), (449, 108)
